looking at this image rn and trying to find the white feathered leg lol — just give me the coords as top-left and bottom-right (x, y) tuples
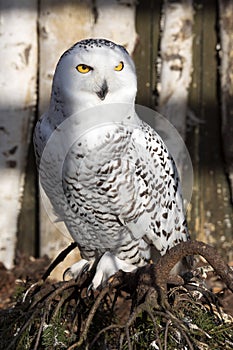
(63, 258), (91, 280)
(92, 251), (137, 289)
(64, 252), (137, 289)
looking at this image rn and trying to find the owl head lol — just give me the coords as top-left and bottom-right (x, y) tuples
(50, 38), (137, 117)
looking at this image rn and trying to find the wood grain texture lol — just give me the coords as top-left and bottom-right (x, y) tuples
(187, 1), (233, 260)
(219, 0), (233, 203)
(158, 0), (193, 139)
(134, 0), (162, 108)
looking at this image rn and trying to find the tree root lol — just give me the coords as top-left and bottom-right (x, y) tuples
(1, 240), (233, 349)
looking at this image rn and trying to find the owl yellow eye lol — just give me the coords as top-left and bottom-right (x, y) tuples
(114, 61), (124, 71)
(76, 64), (92, 74)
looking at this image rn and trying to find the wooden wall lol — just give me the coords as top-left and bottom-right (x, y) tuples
(0, 0), (232, 275)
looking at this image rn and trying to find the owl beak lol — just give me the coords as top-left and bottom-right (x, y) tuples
(96, 80), (108, 100)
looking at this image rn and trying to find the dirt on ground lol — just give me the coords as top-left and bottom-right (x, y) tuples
(0, 253), (50, 309)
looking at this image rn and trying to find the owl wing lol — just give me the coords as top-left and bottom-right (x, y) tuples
(33, 112), (72, 222)
(122, 120), (190, 255)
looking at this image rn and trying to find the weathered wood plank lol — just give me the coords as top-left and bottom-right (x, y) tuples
(219, 0), (233, 203)
(151, 0), (163, 109)
(186, 1), (203, 240)
(188, 1), (233, 260)
(158, 0), (193, 139)
(134, 0), (162, 107)
(93, 0), (137, 54)
(0, 1), (38, 268)
(39, 0), (94, 114)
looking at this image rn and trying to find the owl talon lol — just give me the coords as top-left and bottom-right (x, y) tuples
(63, 259), (90, 281)
(92, 252), (137, 289)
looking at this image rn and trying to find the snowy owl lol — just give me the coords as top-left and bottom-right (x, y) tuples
(34, 38), (191, 289)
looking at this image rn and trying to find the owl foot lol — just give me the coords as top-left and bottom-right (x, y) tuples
(63, 258), (90, 281)
(63, 253), (137, 290)
(92, 251), (137, 289)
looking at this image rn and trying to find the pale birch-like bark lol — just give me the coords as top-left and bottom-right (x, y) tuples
(92, 0), (137, 54)
(219, 0), (233, 202)
(158, 0), (193, 139)
(0, 1), (38, 268)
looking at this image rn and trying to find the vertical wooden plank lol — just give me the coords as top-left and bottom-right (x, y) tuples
(200, 1), (232, 256)
(134, 0), (152, 107)
(188, 1), (233, 260)
(0, 0), (38, 268)
(158, 0), (193, 139)
(93, 0), (137, 54)
(151, 0), (163, 109)
(186, 1), (203, 240)
(219, 0), (233, 203)
(39, 0), (94, 114)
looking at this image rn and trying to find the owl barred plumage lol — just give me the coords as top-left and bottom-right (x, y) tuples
(34, 38), (191, 288)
